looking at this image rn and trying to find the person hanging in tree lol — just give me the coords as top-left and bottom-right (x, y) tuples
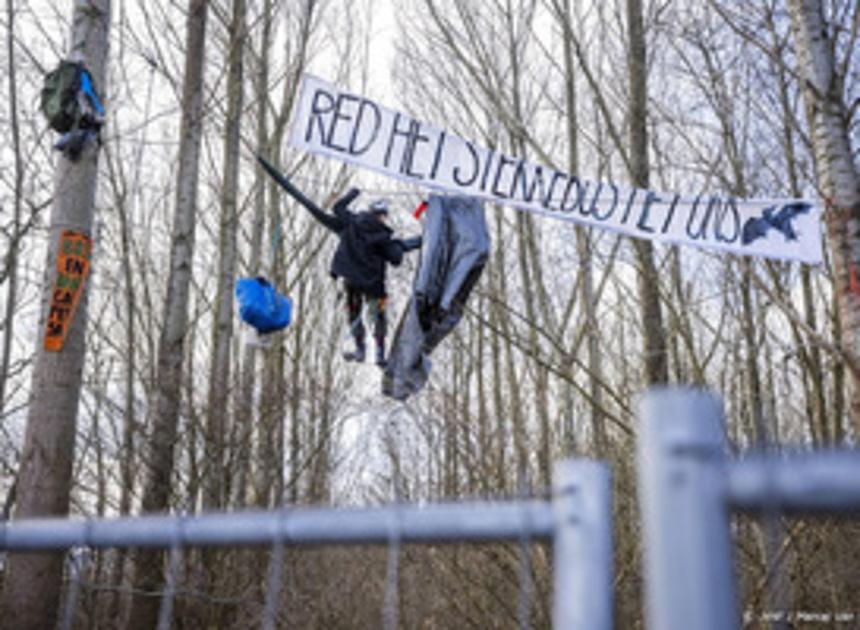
(256, 155), (421, 367)
(316, 190), (421, 366)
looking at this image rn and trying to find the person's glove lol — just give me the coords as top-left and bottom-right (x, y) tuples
(401, 236), (422, 251)
(333, 187), (361, 213)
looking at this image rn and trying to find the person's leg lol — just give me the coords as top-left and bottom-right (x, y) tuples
(344, 284), (366, 361)
(370, 296), (387, 366)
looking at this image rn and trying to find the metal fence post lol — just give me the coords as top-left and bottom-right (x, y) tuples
(637, 387), (738, 630)
(552, 459), (613, 630)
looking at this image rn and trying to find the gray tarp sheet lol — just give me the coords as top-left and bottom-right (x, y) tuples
(382, 195), (489, 400)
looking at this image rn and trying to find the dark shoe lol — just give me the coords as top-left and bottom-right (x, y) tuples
(375, 346), (387, 368)
(344, 346), (366, 362)
(54, 129), (95, 161)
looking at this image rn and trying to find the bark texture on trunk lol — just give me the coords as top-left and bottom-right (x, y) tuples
(0, 2), (111, 629)
(789, 0), (860, 435)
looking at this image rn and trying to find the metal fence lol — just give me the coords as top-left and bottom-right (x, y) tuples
(0, 459), (613, 630)
(637, 387), (860, 630)
(5, 387), (858, 629)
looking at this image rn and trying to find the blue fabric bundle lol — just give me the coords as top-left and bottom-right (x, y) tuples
(79, 70), (105, 117)
(235, 277), (292, 334)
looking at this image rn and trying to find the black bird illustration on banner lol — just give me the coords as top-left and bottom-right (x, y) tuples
(741, 202), (812, 245)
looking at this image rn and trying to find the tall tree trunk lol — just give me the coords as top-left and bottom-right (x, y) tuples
(128, 1), (209, 628)
(788, 0), (860, 435)
(489, 234), (508, 489)
(254, 0), (318, 509)
(204, 0), (245, 514)
(255, 189), (286, 508)
(765, 4), (830, 444)
(201, 0), (245, 622)
(627, 0), (668, 386)
(287, 279), (306, 503)
(229, 11), (276, 618)
(740, 260), (766, 443)
(234, 0), (273, 509)
(0, 2), (111, 628)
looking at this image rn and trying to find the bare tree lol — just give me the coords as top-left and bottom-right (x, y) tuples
(626, 0), (668, 386)
(233, 0), (274, 510)
(0, 2), (111, 628)
(788, 0), (860, 434)
(197, 1), (247, 623)
(128, 1), (209, 627)
(204, 0), (246, 514)
(761, 4), (832, 444)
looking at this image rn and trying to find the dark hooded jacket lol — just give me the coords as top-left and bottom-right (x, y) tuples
(332, 210), (407, 297)
(304, 188), (419, 298)
(254, 157), (421, 296)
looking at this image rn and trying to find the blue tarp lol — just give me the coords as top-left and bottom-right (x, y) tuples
(236, 277), (292, 334)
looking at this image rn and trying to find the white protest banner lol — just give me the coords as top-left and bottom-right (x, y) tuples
(288, 74), (823, 264)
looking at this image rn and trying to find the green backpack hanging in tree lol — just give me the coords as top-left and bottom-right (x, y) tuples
(40, 60), (106, 159)
(41, 60), (85, 132)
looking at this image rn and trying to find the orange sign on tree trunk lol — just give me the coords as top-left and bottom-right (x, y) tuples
(44, 230), (92, 352)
